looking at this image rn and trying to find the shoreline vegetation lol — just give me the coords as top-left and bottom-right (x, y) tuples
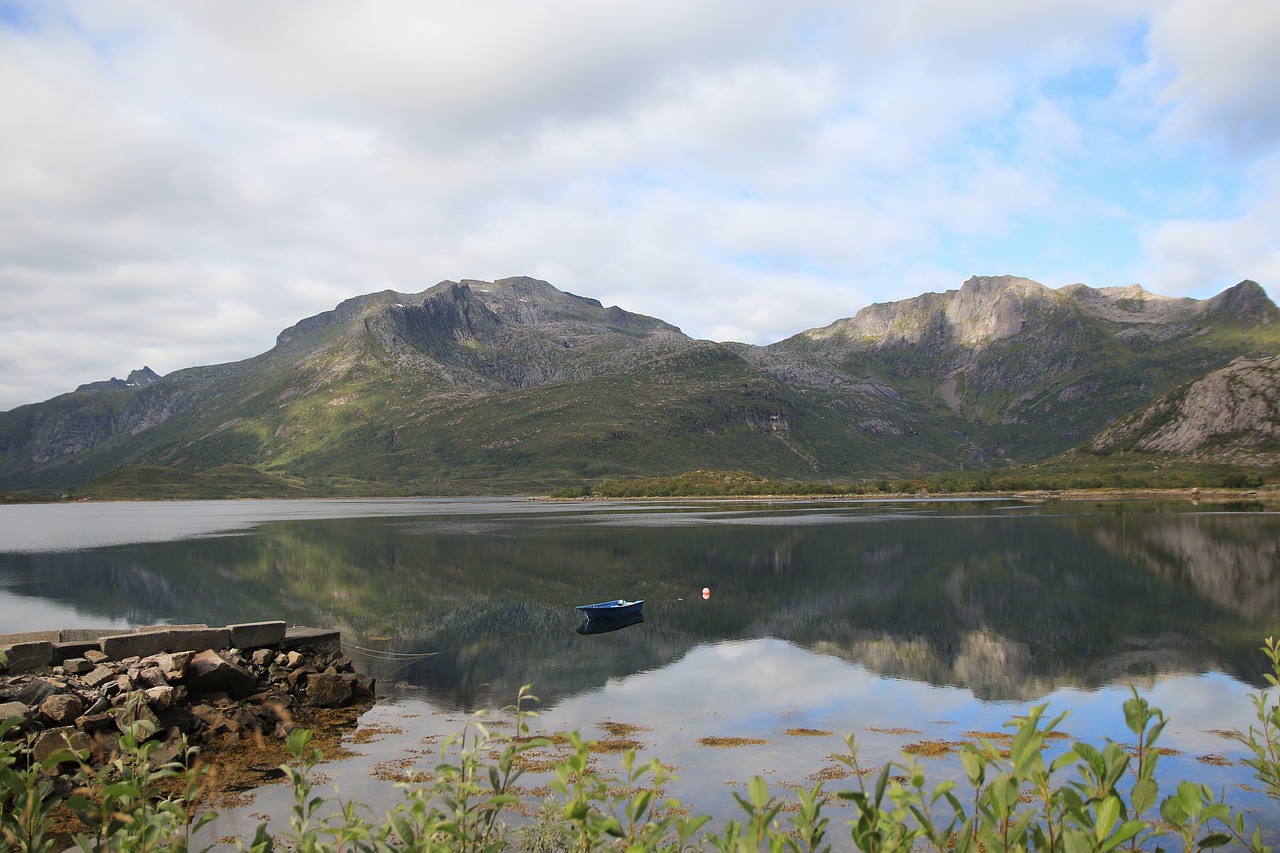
(2, 457), (1278, 504)
(4, 644), (1280, 852)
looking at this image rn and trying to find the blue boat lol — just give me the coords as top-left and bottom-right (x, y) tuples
(576, 598), (644, 619)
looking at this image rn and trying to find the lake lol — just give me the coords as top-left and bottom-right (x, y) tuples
(1, 496), (1277, 844)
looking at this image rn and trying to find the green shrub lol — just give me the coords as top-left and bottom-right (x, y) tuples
(3, 645), (1280, 851)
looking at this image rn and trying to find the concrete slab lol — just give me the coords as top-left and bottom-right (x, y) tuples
(228, 621), (287, 649)
(100, 632), (170, 661)
(0, 630), (60, 646)
(51, 641), (103, 665)
(0, 641), (53, 673)
(59, 628), (118, 643)
(278, 627), (342, 651)
(166, 628), (231, 653)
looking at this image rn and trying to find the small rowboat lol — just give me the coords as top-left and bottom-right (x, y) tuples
(576, 598), (644, 619)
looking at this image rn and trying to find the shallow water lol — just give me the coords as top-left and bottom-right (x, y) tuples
(2, 496), (1277, 844)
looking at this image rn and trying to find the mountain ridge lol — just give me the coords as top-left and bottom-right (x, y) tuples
(2, 274), (1277, 494)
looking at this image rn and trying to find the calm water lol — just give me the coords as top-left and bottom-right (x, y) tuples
(2, 497), (1278, 843)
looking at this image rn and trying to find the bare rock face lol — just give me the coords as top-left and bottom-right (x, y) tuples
(1091, 354), (1280, 463)
(182, 650), (257, 699)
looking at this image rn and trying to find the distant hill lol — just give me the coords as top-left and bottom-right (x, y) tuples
(1, 274), (1277, 495)
(1086, 353), (1280, 467)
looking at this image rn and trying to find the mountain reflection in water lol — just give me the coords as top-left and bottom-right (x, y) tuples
(5, 497), (1279, 839)
(1, 497), (1277, 711)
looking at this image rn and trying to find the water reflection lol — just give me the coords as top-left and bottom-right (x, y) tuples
(1, 498), (1277, 709)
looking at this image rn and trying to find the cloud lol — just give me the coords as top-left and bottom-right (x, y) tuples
(1140, 0), (1280, 153)
(1, 1), (1278, 410)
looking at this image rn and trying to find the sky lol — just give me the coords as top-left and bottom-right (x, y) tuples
(2, 1), (1279, 411)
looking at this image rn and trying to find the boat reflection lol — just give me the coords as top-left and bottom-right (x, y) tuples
(577, 612), (645, 635)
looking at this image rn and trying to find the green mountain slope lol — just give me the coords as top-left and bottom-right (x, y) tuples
(1, 274), (1277, 495)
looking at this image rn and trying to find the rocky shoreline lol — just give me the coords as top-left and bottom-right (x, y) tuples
(1, 623), (375, 774)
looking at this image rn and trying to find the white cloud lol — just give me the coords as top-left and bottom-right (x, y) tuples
(1, 0), (1278, 411)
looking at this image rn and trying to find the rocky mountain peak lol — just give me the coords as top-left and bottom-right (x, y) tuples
(1205, 279), (1278, 322)
(74, 366), (163, 393)
(1090, 353), (1280, 464)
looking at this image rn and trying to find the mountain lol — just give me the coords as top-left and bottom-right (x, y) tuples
(1087, 353), (1280, 466)
(1, 275), (1277, 495)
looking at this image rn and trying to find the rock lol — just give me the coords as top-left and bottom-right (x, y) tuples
(149, 734), (186, 767)
(76, 712), (117, 734)
(114, 691), (162, 736)
(0, 700), (29, 722)
(251, 648), (274, 668)
(305, 673), (353, 708)
(15, 679), (59, 706)
(32, 727), (91, 763)
(182, 650), (257, 699)
(81, 665), (115, 688)
(63, 658), (93, 675)
(144, 685), (175, 712)
(40, 693), (84, 726)
(285, 651), (305, 669)
(136, 667), (170, 689)
(83, 649), (108, 664)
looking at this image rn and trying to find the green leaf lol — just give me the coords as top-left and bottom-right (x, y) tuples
(1197, 833), (1232, 849)
(1176, 781), (1202, 819)
(748, 776), (769, 808)
(1096, 795), (1120, 842)
(1131, 778), (1158, 814)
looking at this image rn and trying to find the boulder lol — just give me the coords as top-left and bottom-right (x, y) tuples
(114, 691), (162, 735)
(40, 693), (84, 726)
(144, 685), (175, 712)
(15, 679), (60, 707)
(182, 650), (257, 699)
(0, 700), (29, 722)
(80, 665), (115, 689)
(32, 727), (91, 763)
(305, 672), (354, 708)
(136, 667), (170, 689)
(63, 658), (93, 675)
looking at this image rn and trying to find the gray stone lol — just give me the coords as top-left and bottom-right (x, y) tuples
(76, 712), (116, 734)
(0, 630), (60, 645)
(136, 667), (170, 689)
(182, 650), (257, 699)
(114, 691), (162, 736)
(32, 727), (91, 763)
(0, 641), (53, 673)
(144, 685), (175, 712)
(80, 665), (115, 688)
(83, 649), (108, 664)
(58, 628), (115, 643)
(166, 627), (231, 653)
(40, 693), (84, 726)
(0, 700), (29, 722)
(278, 627), (340, 651)
(101, 631), (169, 661)
(63, 657), (93, 675)
(228, 621), (287, 649)
(305, 672), (353, 708)
(15, 679), (59, 706)
(52, 641), (102, 665)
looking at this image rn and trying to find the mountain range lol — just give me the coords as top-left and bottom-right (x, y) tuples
(2, 274), (1278, 495)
